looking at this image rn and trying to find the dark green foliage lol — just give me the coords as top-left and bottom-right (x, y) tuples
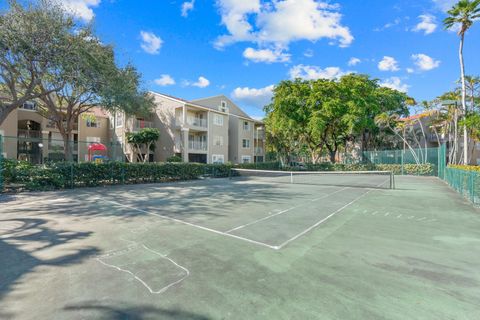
(0, 160), (233, 192)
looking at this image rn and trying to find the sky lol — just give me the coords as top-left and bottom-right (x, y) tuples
(3, 0), (480, 119)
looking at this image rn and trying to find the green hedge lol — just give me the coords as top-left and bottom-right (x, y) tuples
(448, 165), (480, 172)
(0, 160), (233, 192)
(283, 163), (434, 176)
(0, 159), (435, 193)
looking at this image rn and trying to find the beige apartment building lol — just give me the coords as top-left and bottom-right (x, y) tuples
(0, 92), (265, 165)
(0, 102), (111, 163)
(191, 95), (265, 164)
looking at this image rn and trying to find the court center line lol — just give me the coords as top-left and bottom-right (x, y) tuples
(99, 199), (280, 250)
(225, 187), (349, 234)
(276, 189), (375, 250)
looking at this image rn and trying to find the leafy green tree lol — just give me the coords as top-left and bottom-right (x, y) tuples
(126, 128), (160, 163)
(0, 0), (72, 124)
(31, 3), (154, 161)
(444, 0), (480, 164)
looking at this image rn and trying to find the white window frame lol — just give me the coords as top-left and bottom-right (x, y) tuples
(212, 154), (225, 164)
(241, 155), (251, 164)
(87, 136), (101, 143)
(116, 113), (124, 128)
(242, 139), (250, 148)
(213, 114), (224, 126)
(213, 135), (224, 147)
(86, 118), (100, 128)
(219, 101), (228, 113)
(243, 121), (250, 131)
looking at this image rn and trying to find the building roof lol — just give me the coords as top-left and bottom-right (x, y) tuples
(399, 110), (436, 121)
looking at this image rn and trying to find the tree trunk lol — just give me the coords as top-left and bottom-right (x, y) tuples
(62, 133), (73, 162)
(459, 34), (468, 165)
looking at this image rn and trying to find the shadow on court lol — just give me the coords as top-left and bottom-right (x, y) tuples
(0, 218), (99, 318)
(64, 302), (211, 320)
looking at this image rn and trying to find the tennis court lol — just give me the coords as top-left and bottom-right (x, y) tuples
(1, 170), (480, 319)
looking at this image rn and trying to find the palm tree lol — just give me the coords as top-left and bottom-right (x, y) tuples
(444, 0), (480, 165)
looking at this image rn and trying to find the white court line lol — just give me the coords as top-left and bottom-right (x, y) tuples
(96, 244), (190, 294)
(225, 187), (348, 233)
(276, 189), (374, 250)
(100, 199), (279, 250)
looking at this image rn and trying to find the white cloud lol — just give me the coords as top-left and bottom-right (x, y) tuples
(378, 56), (400, 72)
(154, 74), (175, 86)
(289, 65), (347, 80)
(243, 47), (290, 63)
(215, 0), (353, 50)
(413, 14), (437, 35)
(374, 18), (401, 32)
(380, 77), (410, 93)
(140, 31), (163, 55)
(348, 57), (361, 66)
(231, 85), (274, 108)
(186, 76), (210, 88)
(181, 0), (195, 17)
(411, 53), (440, 71)
(59, 0), (100, 22)
(304, 49), (314, 58)
(406, 68), (415, 74)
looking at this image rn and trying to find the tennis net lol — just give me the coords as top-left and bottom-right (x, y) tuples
(230, 169), (395, 189)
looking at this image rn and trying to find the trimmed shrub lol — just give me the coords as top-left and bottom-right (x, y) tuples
(448, 165), (480, 172)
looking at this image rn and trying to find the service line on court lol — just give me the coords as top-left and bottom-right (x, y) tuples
(99, 199), (280, 250)
(225, 187), (349, 233)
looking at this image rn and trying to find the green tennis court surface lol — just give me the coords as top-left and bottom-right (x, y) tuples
(1, 175), (480, 319)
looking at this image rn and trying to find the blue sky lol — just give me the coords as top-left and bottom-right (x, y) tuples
(4, 0), (480, 119)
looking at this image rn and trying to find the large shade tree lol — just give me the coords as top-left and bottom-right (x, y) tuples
(264, 74), (410, 163)
(0, 0), (72, 124)
(444, 0), (480, 164)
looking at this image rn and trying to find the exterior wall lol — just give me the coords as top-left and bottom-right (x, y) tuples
(150, 94), (182, 162)
(0, 110), (18, 159)
(78, 113), (110, 162)
(209, 112), (228, 163)
(236, 118), (255, 164)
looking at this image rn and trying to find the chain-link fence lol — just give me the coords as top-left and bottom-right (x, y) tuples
(362, 146), (442, 176)
(444, 167), (480, 206)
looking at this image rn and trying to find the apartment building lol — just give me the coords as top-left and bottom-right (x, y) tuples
(0, 93), (265, 165)
(0, 102), (111, 163)
(191, 95), (266, 164)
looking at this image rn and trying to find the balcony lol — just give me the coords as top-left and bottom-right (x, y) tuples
(176, 117), (208, 131)
(46, 121), (79, 131)
(131, 119), (154, 132)
(17, 129), (42, 139)
(188, 141), (208, 152)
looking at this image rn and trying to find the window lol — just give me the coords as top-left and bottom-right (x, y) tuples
(213, 136), (224, 146)
(212, 154), (225, 164)
(241, 156), (251, 164)
(116, 113), (124, 128)
(242, 139), (250, 148)
(87, 136), (101, 143)
(243, 121), (250, 131)
(219, 101), (228, 113)
(213, 114), (224, 126)
(20, 102), (37, 111)
(86, 118), (100, 128)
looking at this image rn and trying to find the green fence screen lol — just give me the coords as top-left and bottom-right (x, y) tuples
(444, 167), (480, 206)
(362, 146), (442, 176)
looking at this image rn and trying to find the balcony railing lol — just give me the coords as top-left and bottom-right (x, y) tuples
(46, 121), (78, 131)
(17, 129), (42, 139)
(187, 117), (208, 128)
(188, 141), (208, 151)
(131, 119), (154, 132)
